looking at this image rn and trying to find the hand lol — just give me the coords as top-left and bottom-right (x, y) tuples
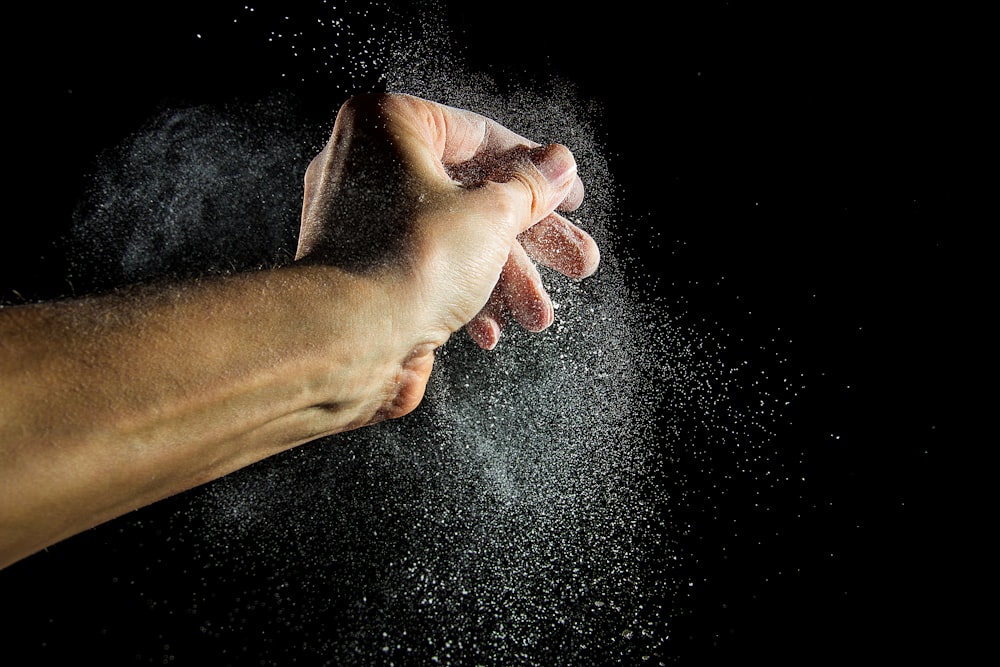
(0, 93), (602, 567)
(295, 93), (600, 354)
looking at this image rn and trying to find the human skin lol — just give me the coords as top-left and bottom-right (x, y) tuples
(0, 93), (600, 569)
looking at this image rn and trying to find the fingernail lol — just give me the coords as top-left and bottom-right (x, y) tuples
(529, 144), (575, 185)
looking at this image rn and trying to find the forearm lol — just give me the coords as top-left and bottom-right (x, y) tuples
(0, 264), (406, 567)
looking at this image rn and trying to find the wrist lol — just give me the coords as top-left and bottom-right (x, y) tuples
(280, 258), (458, 426)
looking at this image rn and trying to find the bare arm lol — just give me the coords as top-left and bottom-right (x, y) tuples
(0, 93), (599, 569)
(0, 266), (405, 566)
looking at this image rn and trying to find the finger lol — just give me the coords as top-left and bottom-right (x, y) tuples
(498, 241), (553, 333)
(519, 213), (601, 280)
(430, 101), (538, 164)
(466, 241), (553, 349)
(559, 176), (585, 213)
(466, 287), (506, 350)
(424, 99), (587, 208)
(296, 153), (328, 260)
(507, 144), (582, 233)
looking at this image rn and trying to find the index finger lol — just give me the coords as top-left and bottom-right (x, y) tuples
(427, 101), (539, 164)
(381, 93), (584, 211)
(426, 100), (585, 211)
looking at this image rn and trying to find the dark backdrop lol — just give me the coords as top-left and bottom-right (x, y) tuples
(2, 2), (969, 665)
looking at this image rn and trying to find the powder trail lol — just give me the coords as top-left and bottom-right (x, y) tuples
(62, 2), (785, 664)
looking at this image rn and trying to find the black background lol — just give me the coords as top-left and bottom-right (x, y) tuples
(2, 1), (972, 664)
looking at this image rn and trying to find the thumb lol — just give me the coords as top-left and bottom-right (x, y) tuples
(503, 144), (580, 234)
